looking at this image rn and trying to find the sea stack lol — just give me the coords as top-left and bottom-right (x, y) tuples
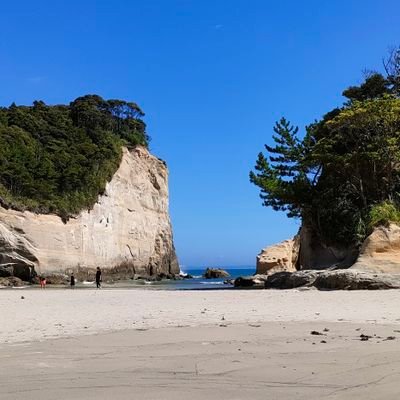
(0, 146), (179, 280)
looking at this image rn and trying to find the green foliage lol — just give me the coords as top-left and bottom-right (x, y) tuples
(249, 118), (311, 218)
(368, 201), (400, 229)
(342, 73), (391, 102)
(251, 49), (400, 247)
(0, 95), (149, 217)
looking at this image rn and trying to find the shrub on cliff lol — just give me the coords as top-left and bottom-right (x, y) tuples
(368, 201), (400, 229)
(0, 95), (149, 217)
(251, 48), (400, 247)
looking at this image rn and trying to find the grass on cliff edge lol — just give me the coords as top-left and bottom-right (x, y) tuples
(368, 201), (400, 230)
(0, 95), (149, 219)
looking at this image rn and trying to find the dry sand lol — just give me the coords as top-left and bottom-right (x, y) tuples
(1, 288), (400, 399)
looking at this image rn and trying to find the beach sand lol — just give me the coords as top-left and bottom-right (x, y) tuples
(1, 288), (400, 399)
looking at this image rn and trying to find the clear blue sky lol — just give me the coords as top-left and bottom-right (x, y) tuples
(1, 1), (399, 267)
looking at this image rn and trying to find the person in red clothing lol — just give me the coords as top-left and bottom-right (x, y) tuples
(40, 277), (46, 289)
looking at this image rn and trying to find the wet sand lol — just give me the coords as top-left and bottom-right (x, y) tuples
(1, 289), (400, 399)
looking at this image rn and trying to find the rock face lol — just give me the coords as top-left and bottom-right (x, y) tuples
(256, 236), (300, 275)
(234, 274), (268, 288)
(0, 146), (179, 280)
(203, 268), (230, 279)
(265, 270), (321, 289)
(256, 226), (358, 274)
(252, 222), (400, 290)
(261, 269), (400, 290)
(351, 224), (400, 273)
(297, 226), (358, 270)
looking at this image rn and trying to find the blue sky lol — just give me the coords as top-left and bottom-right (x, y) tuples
(1, 1), (399, 267)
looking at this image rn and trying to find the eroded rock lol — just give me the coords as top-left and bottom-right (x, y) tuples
(265, 270), (321, 289)
(203, 268), (230, 279)
(262, 269), (400, 290)
(256, 236), (300, 275)
(351, 224), (400, 273)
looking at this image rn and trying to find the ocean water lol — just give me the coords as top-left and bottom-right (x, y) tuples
(0, 267), (256, 291)
(162, 267), (256, 290)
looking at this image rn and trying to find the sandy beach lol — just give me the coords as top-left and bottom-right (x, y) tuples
(1, 288), (400, 399)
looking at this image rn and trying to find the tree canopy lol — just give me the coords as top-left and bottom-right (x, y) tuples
(251, 48), (400, 246)
(0, 95), (149, 219)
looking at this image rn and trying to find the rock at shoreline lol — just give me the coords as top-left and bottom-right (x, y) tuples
(234, 275), (268, 288)
(313, 269), (400, 290)
(233, 268), (400, 290)
(0, 146), (179, 281)
(203, 268), (230, 279)
(262, 269), (400, 290)
(0, 276), (26, 287)
(265, 270), (320, 289)
(256, 236), (300, 275)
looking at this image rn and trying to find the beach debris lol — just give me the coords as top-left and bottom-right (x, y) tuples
(221, 315), (225, 321)
(360, 334), (372, 341)
(320, 340), (327, 344)
(219, 323), (228, 327)
(384, 336), (396, 341)
(249, 324), (261, 328)
(20, 296), (24, 299)
(310, 330), (323, 335)
(323, 328), (330, 332)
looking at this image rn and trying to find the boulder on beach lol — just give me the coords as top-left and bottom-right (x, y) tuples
(203, 268), (230, 279)
(0, 276), (26, 287)
(234, 275), (268, 288)
(262, 269), (400, 290)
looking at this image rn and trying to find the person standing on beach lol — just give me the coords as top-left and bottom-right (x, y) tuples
(70, 273), (75, 289)
(95, 267), (102, 289)
(40, 277), (46, 289)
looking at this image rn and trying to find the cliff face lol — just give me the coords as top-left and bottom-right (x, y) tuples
(0, 146), (179, 280)
(256, 226), (357, 275)
(256, 224), (400, 275)
(351, 223), (400, 273)
(256, 236), (300, 275)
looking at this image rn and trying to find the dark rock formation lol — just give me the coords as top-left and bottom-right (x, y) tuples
(0, 276), (26, 287)
(261, 269), (400, 290)
(234, 275), (268, 288)
(265, 270), (321, 289)
(203, 268), (230, 279)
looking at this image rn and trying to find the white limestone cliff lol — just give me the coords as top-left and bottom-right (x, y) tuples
(0, 146), (179, 279)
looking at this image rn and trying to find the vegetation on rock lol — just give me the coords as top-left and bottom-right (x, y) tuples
(0, 95), (148, 218)
(251, 47), (400, 247)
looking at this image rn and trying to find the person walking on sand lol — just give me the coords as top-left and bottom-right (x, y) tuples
(95, 267), (102, 289)
(70, 273), (75, 289)
(40, 277), (46, 289)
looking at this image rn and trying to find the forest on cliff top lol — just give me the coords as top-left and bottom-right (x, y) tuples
(251, 48), (400, 247)
(0, 95), (148, 218)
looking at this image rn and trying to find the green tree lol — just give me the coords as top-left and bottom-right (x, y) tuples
(0, 95), (149, 217)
